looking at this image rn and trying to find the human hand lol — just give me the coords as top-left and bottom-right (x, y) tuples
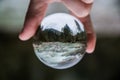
(19, 0), (96, 53)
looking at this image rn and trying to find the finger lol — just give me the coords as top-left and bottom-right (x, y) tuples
(19, 0), (48, 41)
(61, 0), (92, 18)
(71, 13), (96, 53)
(86, 32), (96, 53)
(81, 15), (96, 53)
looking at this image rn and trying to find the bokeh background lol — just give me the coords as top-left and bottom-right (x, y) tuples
(0, 0), (120, 80)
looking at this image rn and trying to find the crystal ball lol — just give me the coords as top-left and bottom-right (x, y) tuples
(33, 13), (87, 69)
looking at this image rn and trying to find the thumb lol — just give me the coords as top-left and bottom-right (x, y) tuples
(19, 0), (48, 41)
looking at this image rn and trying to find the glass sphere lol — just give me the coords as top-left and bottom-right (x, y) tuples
(33, 13), (87, 69)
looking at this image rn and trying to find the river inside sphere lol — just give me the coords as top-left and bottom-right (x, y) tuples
(33, 13), (87, 69)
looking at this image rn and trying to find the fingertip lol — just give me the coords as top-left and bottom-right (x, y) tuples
(18, 29), (35, 41)
(81, 0), (94, 4)
(86, 47), (95, 54)
(86, 34), (96, 54)
(19, 33), (30, 41)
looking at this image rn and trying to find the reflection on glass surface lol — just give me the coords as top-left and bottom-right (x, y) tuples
(33, 13), (87, 69)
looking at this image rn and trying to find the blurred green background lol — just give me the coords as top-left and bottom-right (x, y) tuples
(0, 0), (120, 80)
